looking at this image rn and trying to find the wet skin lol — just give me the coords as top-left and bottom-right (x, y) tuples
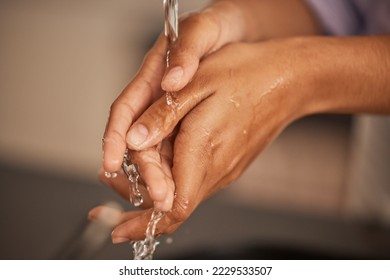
(90, 0), (390, 242)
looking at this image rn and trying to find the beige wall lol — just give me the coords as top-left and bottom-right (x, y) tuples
(0, 0), (210, 179)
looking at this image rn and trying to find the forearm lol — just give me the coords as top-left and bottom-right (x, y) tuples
(210, 0), (320, 42)
(297, 36), (390, 117)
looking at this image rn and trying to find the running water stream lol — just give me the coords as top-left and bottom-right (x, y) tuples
(132, 210), (164, 260)
(128, 0), (179, 259)
(105, 0), (179, 260)
(121, 149), (165, 260)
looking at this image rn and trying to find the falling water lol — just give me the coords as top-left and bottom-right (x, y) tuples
(122, 149), (165, 260)
(113, 0), (179, 260)
(132, 210), (164, 260)
(122, 150), (143, 207)
(164, 0), (179, 108)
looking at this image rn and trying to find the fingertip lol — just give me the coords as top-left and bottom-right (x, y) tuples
(161, 66), (184, 92)
(149, 181), (174, 212)
(88, 207), (101, 220)
(126, 123), (149, 150)
(102, 158), (122, 174)
(161, 51), (200, 92)
(102, 135), (126, 172)
(154, 196), (174, 212)
(153, 201), (167, 212)
(145, 171), (169, 202)
(149, 188), (168, 204)
(98, 166), (118, 184)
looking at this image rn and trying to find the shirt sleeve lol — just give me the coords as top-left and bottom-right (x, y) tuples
(304, 0), (363, 35)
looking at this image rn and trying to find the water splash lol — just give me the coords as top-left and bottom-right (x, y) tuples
(166, 92), (178, 107)
(132, 210), (164, 260)
(122, 150), (143, 207)
(117, 0), (178, 260)
(122, 149), (164, 260)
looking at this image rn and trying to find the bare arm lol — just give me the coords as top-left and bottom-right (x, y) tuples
(211, 0), (320, 42)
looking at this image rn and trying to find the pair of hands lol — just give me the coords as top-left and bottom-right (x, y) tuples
(89, 2), (317, 243)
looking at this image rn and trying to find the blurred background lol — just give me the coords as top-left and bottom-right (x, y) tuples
(1, 0), (390, 259)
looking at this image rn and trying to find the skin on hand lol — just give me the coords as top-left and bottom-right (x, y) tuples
(101, 138), (175, 212)
(102, 0), (319, 173)
(102, 2), (247, 173)
(97, 39), (311, 242)
(101, 2), (252, 213)
(96, 35), (390, 242)
(97, 0), (390, 242)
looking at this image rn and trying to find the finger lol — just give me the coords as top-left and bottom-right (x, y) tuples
(126, 67), (214, 150)
(161, 11), (221, 92)
(161, 1), (246, 93)
(110, 127), (207, 242)
(111, 209), (153, 242)
(131, 142), (175, 212)
(98, 168), (153, 209)
(110, 208), (181, 243)
(159, 124), (210, 234)
(102, 35), (168, 172)
(88, 206), (145, 224)
(88, 206), (149, 243)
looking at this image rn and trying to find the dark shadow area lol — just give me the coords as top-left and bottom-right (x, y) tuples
(1, 128), (390, 260)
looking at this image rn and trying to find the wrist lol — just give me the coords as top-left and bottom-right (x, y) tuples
(295, 36), (390, 116)
(298, 36), (390, 114)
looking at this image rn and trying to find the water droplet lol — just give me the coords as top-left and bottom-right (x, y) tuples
(166, 50), (171, 68)
(229, 97), (240, 108)
(165, 237), (174, 245)
(166, 92), (174, 106)
(166, 92), (179, 109)
(243, 130), (247, 135)
(104, 171), (118, 179)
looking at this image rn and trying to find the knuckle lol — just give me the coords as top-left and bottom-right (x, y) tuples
(175, 11), (220, 56)
(110, 100), (136, 123)
(169, 199), (192, 224)
(144, 49), (165, 71)
(182, 11), (219, 31)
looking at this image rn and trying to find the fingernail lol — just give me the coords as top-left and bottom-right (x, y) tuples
(163, 66), (183, 88)
(127, 124), (149, 148)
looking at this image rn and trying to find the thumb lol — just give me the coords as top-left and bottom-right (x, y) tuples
(161, 11), (222, 93)
(125, 68), (213, 150)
